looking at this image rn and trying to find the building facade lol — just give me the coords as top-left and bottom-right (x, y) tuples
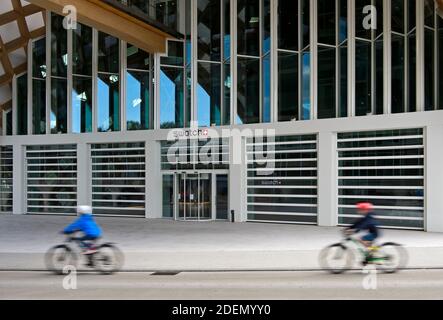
(1, 0), (443, 232)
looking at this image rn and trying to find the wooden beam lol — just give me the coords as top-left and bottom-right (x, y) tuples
(27, 0), (172, 53)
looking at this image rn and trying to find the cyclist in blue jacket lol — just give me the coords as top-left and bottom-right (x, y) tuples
(63, 205), (102, 255)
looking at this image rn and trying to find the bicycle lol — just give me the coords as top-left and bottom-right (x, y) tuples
(319, 230), (408, 274)
(45, 234), (124, 275)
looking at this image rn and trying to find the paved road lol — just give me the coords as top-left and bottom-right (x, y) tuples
(1, 270), (443, 299)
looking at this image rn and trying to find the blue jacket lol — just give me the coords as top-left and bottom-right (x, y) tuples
(64, 214), (102, 237)
(351, 212), (379, 237)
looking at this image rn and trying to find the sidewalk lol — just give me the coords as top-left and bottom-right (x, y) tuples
(1, 215), (443, 271)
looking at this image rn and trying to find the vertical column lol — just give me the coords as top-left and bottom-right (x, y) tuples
(76, 143), (90, 208)
(416, 0), (425, 112)
(317, 131), (337, 227)
(229, 133), (247, 222)
(146, 140), (162, 219)
(383, 0), (392, 114)
(425, 125), (443, 232)
(12, 144), (24, 215)
(310, 0), (318, 120)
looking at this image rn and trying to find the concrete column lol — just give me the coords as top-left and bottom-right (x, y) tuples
(12, 144), (24, 215)
(146, 140), (162, 219)
(77, 143), (90, 207)
(317, 131), (337, 227)
(229, 134), (247, 222)
(425, 125), (443, 232)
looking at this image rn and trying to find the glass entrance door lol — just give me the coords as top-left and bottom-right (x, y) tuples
(175, 173), (213, 221)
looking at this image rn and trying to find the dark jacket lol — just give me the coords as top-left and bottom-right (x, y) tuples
(64, 214), (102, 238)
(350, 212), (379, 236)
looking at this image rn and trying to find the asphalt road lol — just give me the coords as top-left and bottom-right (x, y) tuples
(1, 269), (443, 299)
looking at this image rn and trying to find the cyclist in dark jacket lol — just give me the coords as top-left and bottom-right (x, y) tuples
(346, 202), (380, 246)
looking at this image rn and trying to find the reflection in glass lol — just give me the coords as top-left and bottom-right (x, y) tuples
(51, 13), (67, 77)
(223, 63), (231, 125)
(97, 74), (120, 132)
(391, 0), (405, 34)
(160, 67), (184, 129)
(32, 79), (46, 135)
(224, 0), (231, 60)
(72, 77), (92, 133)
(375, 38), (384, 114)
(162, 175), (174, 218)
(317, 46), (336, 119)
(216, 175), (228, 220)
(237, 58), (260, 124)
(237, 0), (260, 56)
(391, 34), (405, 113)
(263, 0), (271, 53)
(355, 0), (371, 40)
(127, 71), (151, 130)
(73, 23), (92, 76)
(424, 29), (435, 111)
(408, 33), (416, 112)
(302, 0), (310, 48)
(198, 62), (221, 127)
(51, 78), (68, 134)
(278, 52), (298, 122)
(161, 40), (184, 66)
(32, 38), (46, 79)
(198, 0), (221, 61)
(16, 74), (27, 135)
(318, 0), (336, 45)
(127, 44), (150, 70)
(339, 45), (348, 117)
(355, 40), (371, 116)
(262, 54), (271, 123)
(98, 32), (119, 73)
(301, 52), (311, 120)
(6, 111), (12, 135)
(278, 0), (298, 51)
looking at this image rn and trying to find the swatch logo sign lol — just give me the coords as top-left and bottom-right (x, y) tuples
(172, 129), (209, 139)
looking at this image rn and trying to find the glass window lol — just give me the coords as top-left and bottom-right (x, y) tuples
(278, 0), (299, 51)
(263, 0), (271, 54)
(197, 62), (221, 127)
(302, 0), (310, 48)
(224, 0), (231, 60)
(355, 0), (371, 40)
(162, 175), (174, 218)
(278, 52), (298, 122)
(127, 44), (150, 70)
(98, 32), (119, 74)
(237, 57), (260, 124)
(126, 71), (151, 130)
(375, 38), (384, 114)
(408, 32), (416, 112)
(339, 0), (348, 43)
(32, 79), (46, 135)
(392, 0), (405, 34)
(72, 76), (92, 133)
(439, 17), (443, 109)
(301, 52), (311, 120)
(355, 40), (372, 116)
(391, 34), (405, 113)
(160, 67), (184, 129)
(198, 0), (221, 61)
(223, 62), (231, 125)
(318, 0), (336, 45)
(50, 78), (67, 134)
(97, 74), (120, 132)
(161, 40), (184, 66)
(73, 23), (92, 76)
(51, 13), (67, 77)
(317, 46), (336, 119)
(32, 38), (46, 79)
(16, 73), (27, 135)
(6, 110), (12, 136)
(424, 29), (435, 111)
(339, 44), (348, 117)
(262, 54), (271, 123)
(237, 0), (260, 56)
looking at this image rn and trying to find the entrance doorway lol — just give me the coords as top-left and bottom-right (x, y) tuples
(162, 172), (229, 221)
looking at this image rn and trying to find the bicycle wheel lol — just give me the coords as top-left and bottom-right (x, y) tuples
(378, 242), (408, 273)
(93, 243), (124, 275)
(319, 243), (354, 274)
(44, 245), (78, 275)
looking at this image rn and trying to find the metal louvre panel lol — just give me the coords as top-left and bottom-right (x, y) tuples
(91, 142), (146, 217)
(0, 146), (13, 213)
(337, 128), (424, 230)
(25, 145), (77, 215)
(246, 134), (318, 225)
